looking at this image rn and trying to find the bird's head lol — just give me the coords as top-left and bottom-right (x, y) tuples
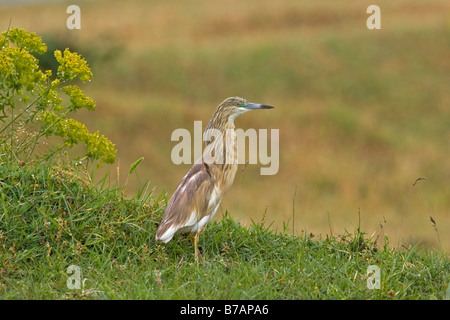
(211, 97), (274, 126)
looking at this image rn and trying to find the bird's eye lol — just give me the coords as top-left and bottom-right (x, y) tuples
(238, 103), (246, 108)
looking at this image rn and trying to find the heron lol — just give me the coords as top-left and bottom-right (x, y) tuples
(155, 97), (274, 262)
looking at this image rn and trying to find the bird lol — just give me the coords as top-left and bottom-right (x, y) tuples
(155, 97), (274, 262)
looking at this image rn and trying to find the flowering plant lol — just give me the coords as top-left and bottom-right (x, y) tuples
(0, 28), (116, 165)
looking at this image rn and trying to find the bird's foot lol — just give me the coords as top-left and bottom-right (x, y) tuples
(195, 251), (204, 264)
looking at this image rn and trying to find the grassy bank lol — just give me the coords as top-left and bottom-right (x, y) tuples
(0, 159), (448, 299)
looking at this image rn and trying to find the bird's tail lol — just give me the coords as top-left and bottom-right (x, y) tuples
(155, 223), (176, 243)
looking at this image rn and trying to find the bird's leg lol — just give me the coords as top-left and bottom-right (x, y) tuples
(189, 232), (204, 263)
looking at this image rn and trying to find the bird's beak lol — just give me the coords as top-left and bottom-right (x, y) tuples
(245, 102), (274, 110)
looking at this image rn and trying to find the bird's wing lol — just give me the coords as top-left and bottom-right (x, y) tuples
(155, 162), (218, 242)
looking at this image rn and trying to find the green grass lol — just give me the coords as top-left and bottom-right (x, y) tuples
(0, 158), (448, 299)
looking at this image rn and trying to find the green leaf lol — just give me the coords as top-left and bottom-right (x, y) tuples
(129, 157), (144, 175)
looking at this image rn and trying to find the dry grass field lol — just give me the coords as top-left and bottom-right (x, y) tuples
(1, 0), (450, 251)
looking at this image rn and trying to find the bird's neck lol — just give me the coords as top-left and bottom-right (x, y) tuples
(202, 119), (238, 167)
(224, 120), (235, 130)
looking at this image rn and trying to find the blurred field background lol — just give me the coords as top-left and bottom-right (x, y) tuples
(1, 0), (449, 251)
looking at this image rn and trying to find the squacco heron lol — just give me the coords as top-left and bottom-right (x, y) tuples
(155, 97), (274, 262)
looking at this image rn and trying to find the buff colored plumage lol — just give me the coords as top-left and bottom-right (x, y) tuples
(155, 97), (273, 262)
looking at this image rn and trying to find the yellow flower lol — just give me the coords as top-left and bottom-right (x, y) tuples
(54, 48), (93, 82)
